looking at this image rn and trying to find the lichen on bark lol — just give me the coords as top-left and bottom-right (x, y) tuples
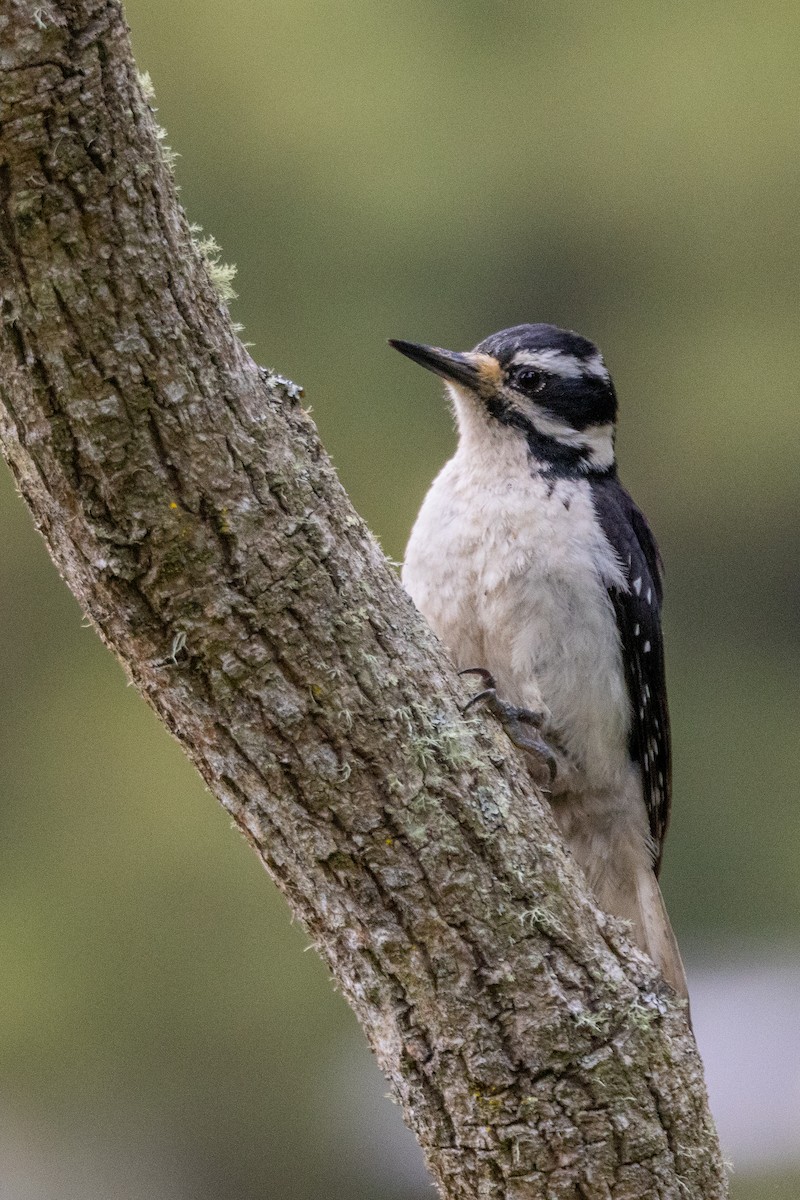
(0, 3), (728, 1197)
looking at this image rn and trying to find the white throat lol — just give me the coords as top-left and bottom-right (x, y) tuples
(447, 382), (615, 473)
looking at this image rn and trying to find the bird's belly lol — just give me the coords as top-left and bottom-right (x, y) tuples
(402, 466), (631, 790)
(480, 563), (630, 788)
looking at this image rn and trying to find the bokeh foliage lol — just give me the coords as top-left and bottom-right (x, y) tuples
(1, 2), (797, 1197)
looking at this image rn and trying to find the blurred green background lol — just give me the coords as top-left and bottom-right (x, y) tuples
(1, 2), (798, 1197)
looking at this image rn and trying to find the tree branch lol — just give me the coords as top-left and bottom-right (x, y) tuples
(0, 3), (727, 1196)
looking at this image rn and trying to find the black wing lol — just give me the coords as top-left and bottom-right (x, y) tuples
(592, 477), (672, 874)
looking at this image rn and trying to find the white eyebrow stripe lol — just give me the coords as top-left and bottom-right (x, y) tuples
(584, 353), (610, 380)
(510, 349), (583, 378)
(510, 348), (610, 381)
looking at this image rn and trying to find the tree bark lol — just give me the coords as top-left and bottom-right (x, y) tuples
(0, 3), (727, 1197)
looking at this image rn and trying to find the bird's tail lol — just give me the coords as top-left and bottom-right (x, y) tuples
(550, 786), (689, 1005)
(595, 861), (689, 1002)
(634, 867), (689, 1002)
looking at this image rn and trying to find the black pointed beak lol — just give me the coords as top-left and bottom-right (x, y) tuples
(389, 339), (483, 390)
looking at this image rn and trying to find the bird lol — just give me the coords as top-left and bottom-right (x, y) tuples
(390, 323), (688, 1001)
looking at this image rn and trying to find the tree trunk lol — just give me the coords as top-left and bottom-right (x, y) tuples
(0, 3), (727, 1197)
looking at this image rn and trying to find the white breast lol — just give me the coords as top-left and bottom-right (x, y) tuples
(402, 429), (631, 791)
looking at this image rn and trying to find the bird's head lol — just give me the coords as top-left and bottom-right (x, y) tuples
(390, 323), (618, 476)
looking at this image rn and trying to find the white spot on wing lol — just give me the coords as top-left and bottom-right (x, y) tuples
(643, 640), (651, 653)
(633, 576), (642, 595)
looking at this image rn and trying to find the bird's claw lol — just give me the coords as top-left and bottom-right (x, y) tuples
(459, 668), (557, 784)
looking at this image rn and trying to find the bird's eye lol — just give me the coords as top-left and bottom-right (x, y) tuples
(511, 367), (546, 394)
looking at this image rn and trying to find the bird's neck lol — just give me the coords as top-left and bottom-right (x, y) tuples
(449, 384), (616, 479)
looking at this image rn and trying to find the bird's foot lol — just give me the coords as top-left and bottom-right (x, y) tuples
(459, 668), (557, 784)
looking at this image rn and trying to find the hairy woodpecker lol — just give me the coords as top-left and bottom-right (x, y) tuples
(391, 323), (687, 1000)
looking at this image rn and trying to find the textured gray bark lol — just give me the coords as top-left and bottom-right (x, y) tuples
(0, 3), (728, 1197)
